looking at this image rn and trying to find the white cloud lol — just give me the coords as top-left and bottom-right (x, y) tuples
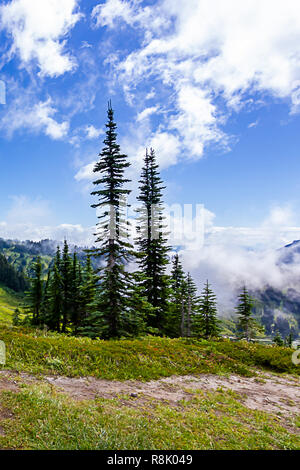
(248, 120), (259, 129)
(179, 204), (300, 310)
(85, 125), (103, 139)
(92, 0), (167, 33)
(0, 220), (94, 246)
(148, 132), (181, 169)
(0, 0), (82, 76)
(136, 106), (158, 122)
(262, 205), (296, 228)
(92, 0), (133, 28)
(97, 0), (300, 164)
(0, 96), (69, 139)
(74, 161), (96, 181)
(169, 85), (226, 158)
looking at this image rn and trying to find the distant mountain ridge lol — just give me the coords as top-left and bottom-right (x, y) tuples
(251, 239), (300, 339)
(278, 239), (300, 265)
(0, 238), (100, 278)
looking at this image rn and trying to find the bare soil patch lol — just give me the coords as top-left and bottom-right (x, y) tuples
(0, 369), (299, 418)
(0, 375), (19, 394)
(44, 372), (299, 417)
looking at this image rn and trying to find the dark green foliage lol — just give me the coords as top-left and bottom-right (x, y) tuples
(183, 273), (199, 338)
(0, 253), (28, 292)
(136, 148), (170, 331)
(125, 271), (156, 336)
(24, 256), (43, 325)
(12, 308), (23, 326)
(48, 260), (63, 332)
(194, 280), (220, 339)
(236, 286), (264, 341)
(284, 332), (293, 348)
(61, 240), (72, 333)
(273, 330), (284, 347)
(165, 254), (187, 337)
(24, 245), (98, 334)
(83, 104), (136, 339)
(72, 253), (96, 333)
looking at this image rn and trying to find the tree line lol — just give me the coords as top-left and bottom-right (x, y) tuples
(23, 104), (261, 341)
(0, 253), (28, 292)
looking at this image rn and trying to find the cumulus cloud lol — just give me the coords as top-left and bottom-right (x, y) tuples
(74, 161), (96, 181)
(148, 132), (181, 169)
(92, 0), (133, 28)
(93, 0), (300, 165)
(84, 125), (103, 139)
(136, 106), (159, 122)
(0, 96), (69, 139)
(0, 0), (82, 76)
(92, 0), (167, 33)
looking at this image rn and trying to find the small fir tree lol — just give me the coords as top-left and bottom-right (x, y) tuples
(273, 330), (284, 346)
(24, 256), (43, 325)
(195, 280), (220, 339)
(166, 254), (187, 337)
(235, 286), (263, 341)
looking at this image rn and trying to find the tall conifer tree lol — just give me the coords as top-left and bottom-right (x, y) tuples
(86, 103), (134, 338)
(185, 273), (199, 337)
(136, 148), (170, 330)
(61, 240), (72, 333)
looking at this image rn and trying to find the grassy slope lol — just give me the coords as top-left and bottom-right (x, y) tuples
(0, 292), (299, 450)
(0, 285), (23, 324)
(0, 326), (299, 379)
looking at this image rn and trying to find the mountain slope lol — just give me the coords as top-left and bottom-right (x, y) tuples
(0, 285), (23, 324)
(0, 238), (100, 277)
(251, 240), (300, 339)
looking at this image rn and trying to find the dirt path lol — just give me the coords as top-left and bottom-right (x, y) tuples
(0, 370), (299, 417)
(45, 372), (300, 417)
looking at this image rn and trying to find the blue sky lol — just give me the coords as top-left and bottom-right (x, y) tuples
(1, 0), (300, 293)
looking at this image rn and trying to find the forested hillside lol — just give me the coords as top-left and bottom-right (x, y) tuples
(0, 238), (100, 278)
(0, 253), (28, 292)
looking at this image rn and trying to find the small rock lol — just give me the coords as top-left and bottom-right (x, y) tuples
(130, 392), (138, 398)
